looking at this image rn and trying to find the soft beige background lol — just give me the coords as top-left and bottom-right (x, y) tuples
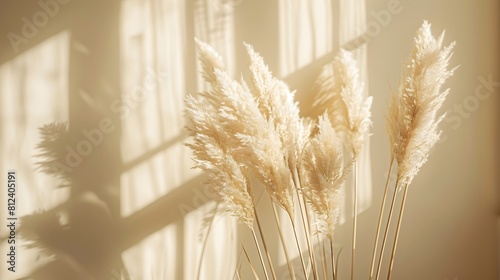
(0, 0), (498, 279)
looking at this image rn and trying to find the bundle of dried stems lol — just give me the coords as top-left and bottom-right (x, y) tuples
(184, 21), (455, 280)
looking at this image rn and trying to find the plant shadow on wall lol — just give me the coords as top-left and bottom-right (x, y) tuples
(185, 21), (456, 280)
(12, 121), (123, 280)
(10, 21), (456, 280)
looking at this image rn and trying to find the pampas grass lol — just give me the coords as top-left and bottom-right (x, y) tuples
(244, 43), (321, 279)
(300, 113), (346, 280)
(313, 49), (372, 280)
(185, 20), (455, 280)
(387, 21), (456, 188)
(245, 43), (305, 170)
(385, 21), (455, 280)
(373, 21), (456, 280)
(313, 49), (372, 156)
(185, 95), (255, 228)
(300, 114), (345, 241)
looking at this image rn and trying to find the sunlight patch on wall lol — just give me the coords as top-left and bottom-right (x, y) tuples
(119, 0), (237, 279)
(122, 223), (179, 279)
(0, 31), (70, 213)
(119, 0), (194, 216)
(338, 0), (372, 214)
(194, 0), (237, 84)
(0, 30), (70, 279)
(275, 0), (372, 266)
(278, 0), (334, 77)
(184, 201), (237, 280)
(119, 0), (190, 278)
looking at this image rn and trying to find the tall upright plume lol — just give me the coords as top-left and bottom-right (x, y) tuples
(387, 21), (456, 187)
(313, 49), (372, 156)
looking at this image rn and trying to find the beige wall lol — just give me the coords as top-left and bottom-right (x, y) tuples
(0, 0), (498, 279)
(235, 0), (500, 278)
(361, 0), (499, 279)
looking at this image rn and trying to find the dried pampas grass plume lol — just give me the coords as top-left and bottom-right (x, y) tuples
(189, 39), (296, 278)
(313, 48), (372, 280)
(300, 114), (346, 240)
(214, 68), (295, 217)
(244, 43), (305, 168)
(185, 95), (255, 228)
(186, 41), (255, 227)
(187, 39), (295, 220)
(195, 38), (225, 87)
(387, 21), (456, 187)
(313, 49), (372, 156)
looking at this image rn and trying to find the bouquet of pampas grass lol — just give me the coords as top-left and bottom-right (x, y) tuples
(185, 20), (455, 280)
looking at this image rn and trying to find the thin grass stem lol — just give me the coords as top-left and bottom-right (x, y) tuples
(321, 235), (328, 279)
(251, 229), (269, 280)
(289, 215), (309, 280)
(350, 160), (358, 280)
(196, 203), (219, 280)
(271, 200), (295, 280)
(369, 157), (394, 280)
(235, 263), (243, 280)
(375, 178), (399, 280)
(243, 244), (261, 280)
(386, 183), (409, 280)
(292, 167), (318, 280)
(329, 238), (336, 280)
(254, 207), (277, 280)
(335, 247), (343, 280)
(301, 194), (319, 280)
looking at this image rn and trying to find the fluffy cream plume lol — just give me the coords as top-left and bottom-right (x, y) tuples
(195, 38), (225, 87)
(185, 95), (255, 228)
(387, 21), (456, 187)
(186, 41), (255, 227)
(313, 49), (372, 156)
(186, 40), (295, 218)
(213, 68), (295, 217)
(300, 114), (346, 240)
(244, 43), (305, 168)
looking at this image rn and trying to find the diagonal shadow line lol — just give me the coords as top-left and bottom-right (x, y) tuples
(121, 132), (187, 173)
(0, 30), (370, 248)
(0, 33), (370, 246)
(341, 31), (370, 51)
(1, 27), (371, 252)
(0, 1), (91, 65)
(287, 33), (368, 118)
(118, 173), (209, 251)
(0, 174), (211, 252)
(0, 133), (190, 241)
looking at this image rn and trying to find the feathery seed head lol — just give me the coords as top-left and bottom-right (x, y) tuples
(313, 49), (372, 156)
(300, 114), (346, 239)
(195, 38), (226, 85)
(244, 43), (305, 168)
(212, 65), (295, 217)
(186, 40), (296, 221)
(387, 21), (456, 187)
(185, 94), (256, 227)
